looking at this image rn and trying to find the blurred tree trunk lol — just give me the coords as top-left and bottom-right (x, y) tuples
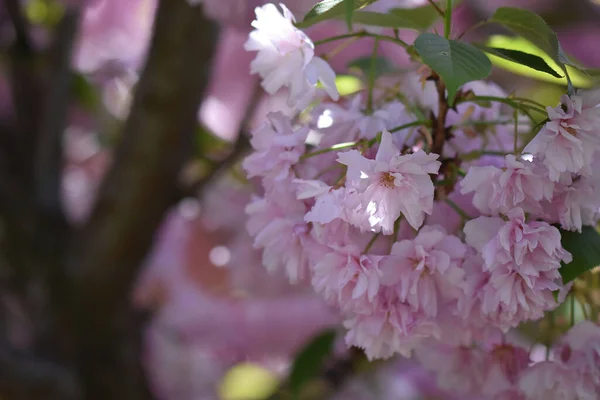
(0, 0), (219, 399)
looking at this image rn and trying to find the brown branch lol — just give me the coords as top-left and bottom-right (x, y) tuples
(431, 73), (450, 156)
(5, 0), (32, 52)
(0, 339), (81, 400)
(62, 1), (219, 399)
(35, 9), (79, 225)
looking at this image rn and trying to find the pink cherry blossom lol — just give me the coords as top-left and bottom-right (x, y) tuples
(243, 112), (308, 185)
(344, 288), (440, 360)
(311, 244), (384, 314)
(415, 343), (487, 395)
(337, 131), (441, 232)
(245, 182), (310, 283)
(463, 209), (571, 329)
(523, 93), (600, 181)
(518, 361), (594, 400)
(554, 321), (600, 387)
(460, 155), (554, 215)
(244, 3), (339, 109)
(480, 343), (530, 396)
(464, 208), (571, 277)
(382, 225), (466, 317)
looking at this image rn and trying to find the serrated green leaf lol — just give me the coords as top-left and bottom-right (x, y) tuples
(473, 44), (562, 78)
(414, 33), (491, 103)
(348, 56), (397, 78)
(490, 7), (560, 65)
(389, 5), (441, 30)
(299, 0), (379, 28)
(344, 0), (354, 31)
(559, 226), (600, 283)
(288, 329), (337, 395)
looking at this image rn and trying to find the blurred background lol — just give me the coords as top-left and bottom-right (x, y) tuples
(0, 0), (598, 399)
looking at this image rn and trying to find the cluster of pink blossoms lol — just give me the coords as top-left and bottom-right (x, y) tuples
(242, 2), (600, 398)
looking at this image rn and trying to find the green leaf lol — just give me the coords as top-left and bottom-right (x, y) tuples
(485, 35), (596, 88)
(490, 7), (560, 64)
(350, 11), (423, 29)
(71, 73), (99, 110)
(288, 329), (337, 395)
(413, 33), (491, 103)
(473, 44), (562, 78)
(388, 5), (440, 30)
(348, 56), (397, 78)
(299, 0), (379, 28)
(559, 226), (600, 283)
(344, 0), (354, 31)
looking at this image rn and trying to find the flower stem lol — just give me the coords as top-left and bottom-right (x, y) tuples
(445, 198), (471, 220)
(363, 232), (381, 253)
(301, 141), (359, 160)
(444, 0), (452, 39)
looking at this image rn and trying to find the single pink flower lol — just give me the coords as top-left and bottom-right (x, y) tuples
(337, 131), (441, 232)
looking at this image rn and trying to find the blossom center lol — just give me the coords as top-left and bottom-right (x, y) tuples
(379, 172), (396, 188)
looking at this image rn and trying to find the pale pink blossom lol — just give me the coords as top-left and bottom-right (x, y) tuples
(344, 288), (440, 360)
(244, 3), (339, 109)
(523, 93), (600, 181)
(460, 155), (554, 215)
(554, 321), (600, 387)
(382, 226), (466, 317)
(311, 245), (384, 314)
(415, 343), (487, 395)
(480, 343), (529, 396)
(518, 361), (594, 400)
(553, 173), (600, 232)
(243, 112), (308, 184)
(464, 208), (571, 277)
(245, 183), (310, 283)
(337, 131), (441, 232)
(463, 210), (571, 329)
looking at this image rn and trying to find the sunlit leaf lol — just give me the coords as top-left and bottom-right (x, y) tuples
(490, 7), (560, 64)
(414, 33), (491, 103)
(486, 35), (596, 88)
(473, 44), (562, 78)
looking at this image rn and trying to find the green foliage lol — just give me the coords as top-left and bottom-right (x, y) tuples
(473, 45), (562, 78)
(288, 329), (337, 396)
(299, 0), (380, 28)
(485, 35), (596, 87)
(350, 11), (429, 30)
(344, 0), (355, 31)
(71, 73), (100, 111)
(388, 5), (440, 30)
(559, 226), (600, 283)
(414, 33), (491, 103)
(490, 7), (561, 65)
